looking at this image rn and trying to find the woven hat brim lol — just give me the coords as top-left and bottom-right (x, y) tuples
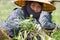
(14, 0), (56, 11)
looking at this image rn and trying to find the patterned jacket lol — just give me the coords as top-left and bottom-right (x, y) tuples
(3, 8), (55, 37)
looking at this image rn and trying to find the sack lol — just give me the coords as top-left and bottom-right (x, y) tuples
(0, 29), (12, 40)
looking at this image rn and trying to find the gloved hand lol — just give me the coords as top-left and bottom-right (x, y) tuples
(35, 24), (42, 32)
(34, 24), (55, 36)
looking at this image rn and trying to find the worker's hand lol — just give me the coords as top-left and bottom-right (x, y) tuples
(35, 24), (42, 32)
(44, 29), (53, 36)
(44, 30), (53, 33)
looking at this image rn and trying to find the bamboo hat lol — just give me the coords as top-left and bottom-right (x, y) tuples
(14, 0), (56, 11)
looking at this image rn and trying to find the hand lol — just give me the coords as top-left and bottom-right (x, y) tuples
(44, 30), (53, 36)
(45, 30), (53, 33)
(35, 24), (42, 32)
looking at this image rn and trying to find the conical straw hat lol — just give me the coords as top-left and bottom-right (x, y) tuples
(14, 0), (56, 11)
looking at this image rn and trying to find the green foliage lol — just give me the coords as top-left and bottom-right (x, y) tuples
(13, 15), (55, 40)
(0, 0), (17, 22)
(13, 15), (40, 40)
(19, 17), (38, 33)
(52, 30), (60, 40)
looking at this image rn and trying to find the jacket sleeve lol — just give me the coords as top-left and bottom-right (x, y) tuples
(39, 11), (55, 30)
(3, 8), (23, 37)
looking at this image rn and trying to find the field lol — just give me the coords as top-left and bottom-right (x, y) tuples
(0, 0), (16, 22)
(0, 0), (60, 40)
